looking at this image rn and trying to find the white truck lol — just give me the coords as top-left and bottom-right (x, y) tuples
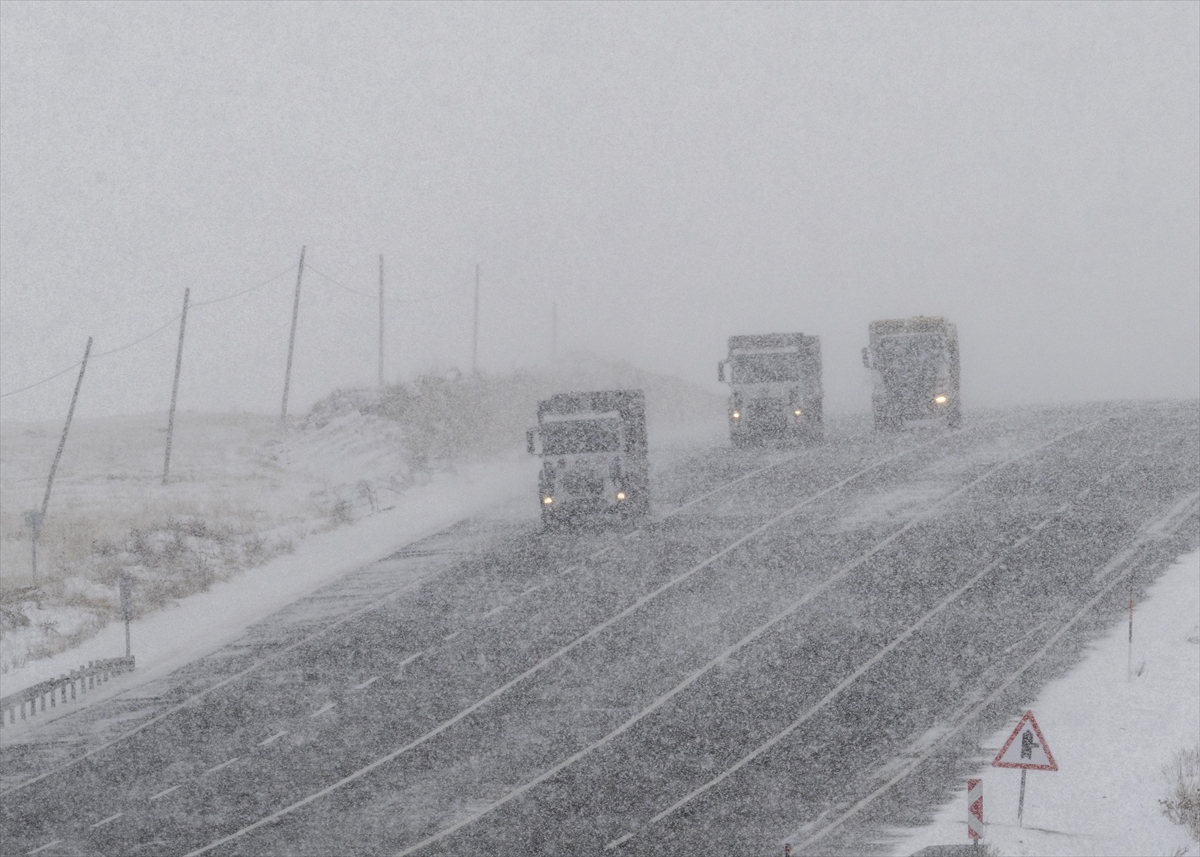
(862, 316), (961, 430)
(526, 389), (649, 527)
(718, 333), (824, 447)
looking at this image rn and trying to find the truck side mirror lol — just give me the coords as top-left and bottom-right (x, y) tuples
(526, 429), (538, 455)
(861, 347), (870, 369)
(718, 361), (726, 383)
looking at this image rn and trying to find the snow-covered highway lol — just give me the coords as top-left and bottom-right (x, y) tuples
(2, 403), (1197, 857)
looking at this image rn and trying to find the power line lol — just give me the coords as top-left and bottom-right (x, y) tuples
(0, 263), (298, 400)
(307, 263), (461, 305)
(190, 264), (297, 307)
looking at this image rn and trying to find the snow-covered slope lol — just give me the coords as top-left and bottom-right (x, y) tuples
(0, 356), (725, 677)
(891, 550), (1200, 857)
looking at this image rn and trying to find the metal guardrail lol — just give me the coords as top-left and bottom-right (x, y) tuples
(1, 655), (135, 728)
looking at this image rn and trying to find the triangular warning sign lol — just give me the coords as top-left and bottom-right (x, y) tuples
(992, 710), (1058, 771)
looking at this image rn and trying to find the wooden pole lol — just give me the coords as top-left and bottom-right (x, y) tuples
(280, 246), (306, 422)
(162, 287), (190, 484)
(472, 263), (480, 376)
(33, 336), (92, 582)
(378, 254), (385, 387)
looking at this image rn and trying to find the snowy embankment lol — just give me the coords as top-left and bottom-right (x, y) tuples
(0, 453), (537, 725)
(892, 550), (1200, 857)
(0, 354), (725, 683)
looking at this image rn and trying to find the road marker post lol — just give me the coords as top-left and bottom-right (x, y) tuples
(120, 576), (133, 657)
(991, 710), (1057, 827)
(967, 778), (984, 841)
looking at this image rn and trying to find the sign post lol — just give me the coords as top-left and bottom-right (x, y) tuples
(967, 778), (984, 842)
(991, 710), (1057, 827)
(119, 576), (133, 658)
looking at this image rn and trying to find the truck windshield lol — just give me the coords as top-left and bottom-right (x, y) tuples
(541, 418), (622, 454)
(731, 352), (799, 383)
(875, 334), (944, 385)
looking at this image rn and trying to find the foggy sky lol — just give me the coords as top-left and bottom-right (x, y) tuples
(2, 1), (1197, 423)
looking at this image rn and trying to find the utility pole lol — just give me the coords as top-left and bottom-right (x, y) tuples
(378, 254), (385, 387)
(162, 287), (190, 484)
(280, 246), (306, 422)
(32, 336), (92, 583)
(472, 263), (480, 376)
(552, 301), (558, 360)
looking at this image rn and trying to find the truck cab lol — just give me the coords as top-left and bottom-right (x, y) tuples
(526, 389), (649, 527)
(862, 316), (961, 431)
(718, 333), (824, 447)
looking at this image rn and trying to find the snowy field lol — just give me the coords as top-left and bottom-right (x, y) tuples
(892, 549), (1200, 857)
(0, 356), (725, 681)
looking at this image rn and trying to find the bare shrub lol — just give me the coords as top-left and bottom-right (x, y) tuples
(1160, 745), (1200, 841)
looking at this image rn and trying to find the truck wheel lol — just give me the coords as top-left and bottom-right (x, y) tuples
(947, 406), (962, 429)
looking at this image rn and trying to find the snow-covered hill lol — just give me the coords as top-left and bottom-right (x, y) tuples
(0, 355), (724, 676)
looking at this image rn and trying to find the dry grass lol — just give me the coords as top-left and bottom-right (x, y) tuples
(1161, 745), (1200, 842)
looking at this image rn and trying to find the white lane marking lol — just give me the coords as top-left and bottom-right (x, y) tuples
(183, 433), (972, 857)
(202, 757), (240, 776)
(91, 812), (124, 829)
(259, 731), (288, 746)
(353, 676), (379, 690)
(790, 486), (1198, 851)
(391, 419), (1110, 855)
(395, 652), (423, 675)
(557, 564), (579, 578)
(2, 566), (430, 797)
(26, 840), (62, 855)
(310, 702), (336, 718)
(605, 831), (634, 849)
(443, 630), (461, 642)
(644, 540), (1032, 829)
(149, 784), (182, 801)
(480, 605), (506, 619)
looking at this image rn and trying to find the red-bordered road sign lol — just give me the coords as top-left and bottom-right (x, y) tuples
(992, 710), (1058, 771)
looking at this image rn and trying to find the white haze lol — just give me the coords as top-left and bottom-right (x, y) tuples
(1, 1), (1197, 423)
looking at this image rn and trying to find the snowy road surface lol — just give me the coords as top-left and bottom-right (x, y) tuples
(1, 402), (1197, 856)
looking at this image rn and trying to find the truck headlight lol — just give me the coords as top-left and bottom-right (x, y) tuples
(732, 411), (740, 420)
(793, 409), (802, 416)
(616, 492), (626, 501)
(542, 496), (553, 505)
(934, 395), (948, 405)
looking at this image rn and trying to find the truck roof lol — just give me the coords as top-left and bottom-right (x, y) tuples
(537, 389), (645, 419)
(727, 332), (820, 352)
(537, 390), (647, 452)
(868, 316), (956, 338)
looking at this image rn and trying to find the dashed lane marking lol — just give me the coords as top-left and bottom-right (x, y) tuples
(394, 419), (1111, 855)
(395, 652), (423, 674)
(443, 631), (461, 641)
(353, 677), (379, 690)
(259, 731), (288, 746)
(183, 431), (982, 857)
(791, 487), (1199, 852)
(606, 832), (634, 849)
(26, 840), (62, 855)
(149, 785), (182, 801)
(310, 702), (336, 718)
(90, 813), (123, 829)
(202, 757), (240, 776)
(481, 605), (507, 619)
